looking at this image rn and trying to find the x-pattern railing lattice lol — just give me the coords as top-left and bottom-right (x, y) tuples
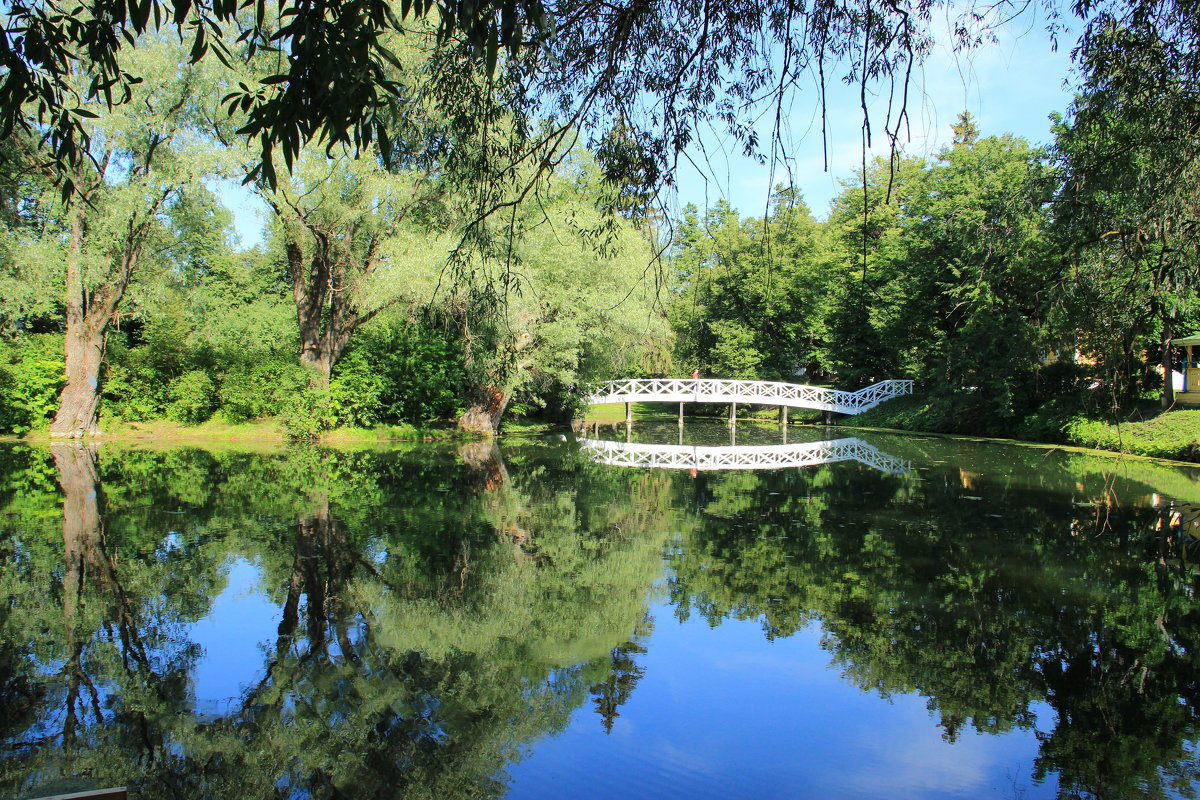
(584, 378), (913, 415)
(578, 437), (910, 474)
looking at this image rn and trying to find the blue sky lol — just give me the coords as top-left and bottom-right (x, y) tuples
(671, 13), (1078, 220)
(225, 15), (1079, 246)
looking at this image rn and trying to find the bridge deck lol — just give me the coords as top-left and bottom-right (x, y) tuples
(585, 378), (913, 415)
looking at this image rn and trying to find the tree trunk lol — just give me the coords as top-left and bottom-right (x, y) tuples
(51, 323), (107, 437)
(299, 344), (335, 390)
(1162, 314), (1175, 409)
(49, 179), (152, 437)
(458, 387), (510, 436)
(288, 240), (365, 390)
(51, 205), (105, 438)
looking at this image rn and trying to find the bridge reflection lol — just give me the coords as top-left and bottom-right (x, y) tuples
(577, 437), (911, 474)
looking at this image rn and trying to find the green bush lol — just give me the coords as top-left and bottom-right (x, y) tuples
(1015, 396), (1087, 443)
(0, 354), (65, 433)
(278, 387), (335, 440)
(328, 350), (384, 427)
(166, 369), (218, 423)
(351, 320), (465, 423)
(102, 336), (169, 421)
(218, 357), (311, 422)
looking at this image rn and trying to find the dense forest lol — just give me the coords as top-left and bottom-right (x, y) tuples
(2, 1), (1199, 441)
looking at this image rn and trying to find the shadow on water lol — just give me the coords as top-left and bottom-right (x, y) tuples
(1, 433), (1200, 798)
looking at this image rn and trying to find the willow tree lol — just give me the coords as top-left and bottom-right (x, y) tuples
(245, 25), (533, 389)
(450, 159), (670, 434)
(6, 0), (1046, 232)
(3, 39), (219, 437)
(259, 157), (455, 388)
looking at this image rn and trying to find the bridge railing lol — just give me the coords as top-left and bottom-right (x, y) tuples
(584, 378), (913, 415)
(577, 437), (911, 474)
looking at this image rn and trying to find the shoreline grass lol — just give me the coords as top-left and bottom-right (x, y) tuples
(843, 394), (1200, 463)
(11, 417), (472, 450)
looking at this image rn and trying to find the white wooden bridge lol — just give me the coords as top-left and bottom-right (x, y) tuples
(584, 378), (913, 417)
(578, 437), (911, 474)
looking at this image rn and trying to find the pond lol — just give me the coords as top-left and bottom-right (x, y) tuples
(2, 424), (1200, 799)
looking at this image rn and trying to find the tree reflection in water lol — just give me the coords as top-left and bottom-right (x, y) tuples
(668, 439), (1200, 800)
(0, 442), (666, 799)
(1, 436), (1200, 799)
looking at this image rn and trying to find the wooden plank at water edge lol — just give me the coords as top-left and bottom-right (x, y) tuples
(28, 789), (127, 800)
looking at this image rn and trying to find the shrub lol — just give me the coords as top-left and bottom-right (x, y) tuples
(1016, 395), (1087, 443)
(0, 354), (65, 433)
(166, 369), (218, 424)
(352, 320), (465, 423)
(278, 387), (335, 440)
(218, 357), (311, 421)
(328, 350), (384, 427)
(102, 335), (169, 421)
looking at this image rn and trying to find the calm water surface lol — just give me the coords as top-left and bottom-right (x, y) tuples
(3, 425), (1200, 799)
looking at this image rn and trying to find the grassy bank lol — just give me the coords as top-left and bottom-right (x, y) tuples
(846, 394), (1200, 462)
(14, 418), (471, 448)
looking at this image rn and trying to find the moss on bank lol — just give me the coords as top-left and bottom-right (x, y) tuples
(846, 394), (1200, 462)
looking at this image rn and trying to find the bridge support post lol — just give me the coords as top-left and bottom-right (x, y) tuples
(678, 402), (684, 426)
(729, 402), (736, 426)
(779, 405), (787, 426)
(625, 402), (632, 424)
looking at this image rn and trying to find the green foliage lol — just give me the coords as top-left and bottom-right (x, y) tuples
(217, 357), (311, 422)
(821, 277), (897, 389)
(278, 388), (336, 440)
(166, 370), (217, 424)
(0, 337), (65, 433)
(348, 318), (466, 423)
(669, 189), (832, 381)
(328, 350), (385, 428)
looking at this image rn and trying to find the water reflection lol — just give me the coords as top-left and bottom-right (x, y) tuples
(0, 442), (668, 799)
(1, 436), (1200, 799)
(578, 436), (911, 473)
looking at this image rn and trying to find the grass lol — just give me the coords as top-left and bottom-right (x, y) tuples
(1063, 409), (1200, 461)
(845, 393), (1200, 462)
(582, 402), (679, 422)
(23, 417), (471, 449)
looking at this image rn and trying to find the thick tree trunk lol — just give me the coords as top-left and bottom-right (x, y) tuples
(49, 181), (152, 438)
(288, 240), (366, 390)
(458, 388), (510, 436)
(51, 206), (105, 438)
(51, 323), (106, 437)
(299, 345), (335, 389)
